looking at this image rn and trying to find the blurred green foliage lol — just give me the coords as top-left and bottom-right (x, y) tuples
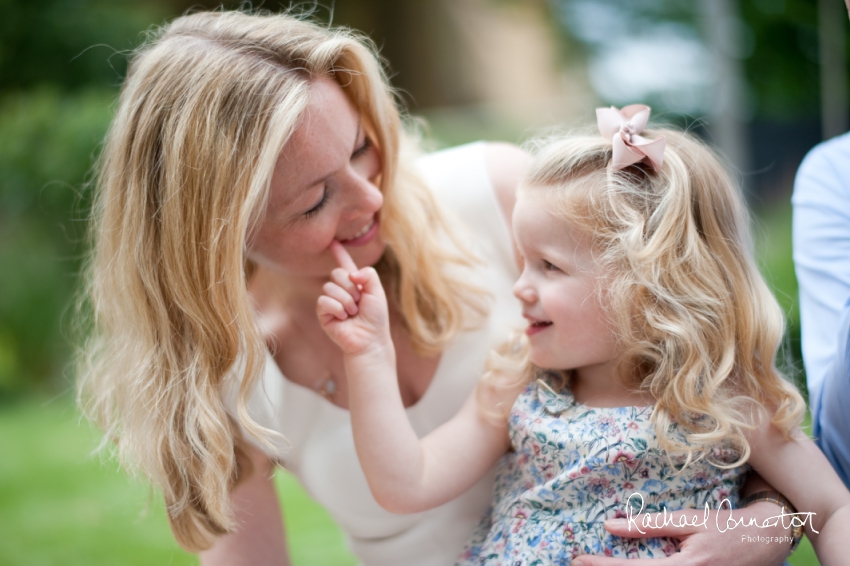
(0, 0), (237, 395)
(0, 89), (115, 394)
(741, 0), (822, 121)
(0, 0), (173, 91)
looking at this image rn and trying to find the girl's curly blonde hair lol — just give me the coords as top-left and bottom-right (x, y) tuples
(481, 128), (804, 469)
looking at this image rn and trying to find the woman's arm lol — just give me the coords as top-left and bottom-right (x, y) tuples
(200, 445), (289, 566)
(318, 242), (520, 514)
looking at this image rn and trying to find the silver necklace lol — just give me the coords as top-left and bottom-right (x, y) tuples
(315, 372), (337, 402)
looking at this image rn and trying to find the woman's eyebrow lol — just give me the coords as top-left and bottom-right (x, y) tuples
(300, 119), (363, 192)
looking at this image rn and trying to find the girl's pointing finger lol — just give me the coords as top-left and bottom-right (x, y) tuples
(330, 240), (358, 273)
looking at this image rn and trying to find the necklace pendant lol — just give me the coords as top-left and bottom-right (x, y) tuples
(317, 374), (336, 401)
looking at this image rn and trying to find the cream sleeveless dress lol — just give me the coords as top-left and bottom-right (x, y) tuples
(231, 142), (523, 566)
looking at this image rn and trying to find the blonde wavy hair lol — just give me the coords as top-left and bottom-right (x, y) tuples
(77, 10), (484, 552)
(482, 128), (804, 469)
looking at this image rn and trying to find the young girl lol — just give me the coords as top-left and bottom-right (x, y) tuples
(316, 106), (850, 564)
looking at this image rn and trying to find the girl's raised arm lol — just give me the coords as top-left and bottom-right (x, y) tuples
(318, 242), (517, 514)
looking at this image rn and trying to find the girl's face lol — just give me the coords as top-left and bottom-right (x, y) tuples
(512, 192), (619, 373)
(248, 76), (384, 279)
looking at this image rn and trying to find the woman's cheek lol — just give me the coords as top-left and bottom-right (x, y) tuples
(364, 151), (381, 181)
(352, 138), (381, 178)
(309, 215), (341, 251)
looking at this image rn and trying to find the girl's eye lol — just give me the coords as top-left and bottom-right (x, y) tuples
(543, 260), (560, 272)
(304, 187), (329, 218)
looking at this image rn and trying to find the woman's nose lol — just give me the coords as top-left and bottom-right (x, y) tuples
(343, 170), (383, 219)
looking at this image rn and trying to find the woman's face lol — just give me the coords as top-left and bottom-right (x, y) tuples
(248, 76), (384, 280)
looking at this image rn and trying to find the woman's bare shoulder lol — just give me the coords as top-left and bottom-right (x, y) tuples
(483, 142), (530, 235)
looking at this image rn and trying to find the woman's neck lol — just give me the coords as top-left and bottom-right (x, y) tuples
(248, 262), (442, 409)
(250, 264), (328, 310)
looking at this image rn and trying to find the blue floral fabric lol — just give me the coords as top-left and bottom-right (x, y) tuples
(457, 375), (747, 565)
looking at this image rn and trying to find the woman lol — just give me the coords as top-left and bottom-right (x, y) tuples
(78, 10), (796, 566)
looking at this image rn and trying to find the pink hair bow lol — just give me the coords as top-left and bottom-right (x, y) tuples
(596, 104), (666, 172)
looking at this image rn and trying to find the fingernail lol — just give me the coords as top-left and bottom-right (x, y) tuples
(605, 519), (627, 527)
(573, 560), (585, 566)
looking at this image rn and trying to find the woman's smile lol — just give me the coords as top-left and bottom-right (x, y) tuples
(338, 215), (380, 246)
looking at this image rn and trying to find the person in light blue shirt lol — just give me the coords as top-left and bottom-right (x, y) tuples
(793, 131), (850, 487)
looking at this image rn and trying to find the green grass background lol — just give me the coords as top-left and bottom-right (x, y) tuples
(0, 397), (357, 566)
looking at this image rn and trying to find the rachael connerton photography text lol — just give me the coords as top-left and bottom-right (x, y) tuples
(624, 493), (817, 537)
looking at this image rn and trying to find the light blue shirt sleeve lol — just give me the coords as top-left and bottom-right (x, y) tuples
(814, 297), (850, 488)
(792, 132), (850, 417)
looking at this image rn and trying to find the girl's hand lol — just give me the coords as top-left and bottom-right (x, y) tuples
(317, 241), (391, 356)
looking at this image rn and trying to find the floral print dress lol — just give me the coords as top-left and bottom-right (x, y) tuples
(457, 375), (747, 565)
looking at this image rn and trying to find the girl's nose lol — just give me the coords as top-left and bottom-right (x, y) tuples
(513, 274), (537, 304)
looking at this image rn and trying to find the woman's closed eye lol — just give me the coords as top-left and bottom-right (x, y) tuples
(302, 137), (374, 219)
(304, 185), (330, 218)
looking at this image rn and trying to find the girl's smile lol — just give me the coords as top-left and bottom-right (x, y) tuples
(523, 313), (552, 336)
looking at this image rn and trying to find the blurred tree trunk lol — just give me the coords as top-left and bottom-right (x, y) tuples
(331, 0), (478, 109)
(699, 0), (752, 190)
(818, 0), (848, 139)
